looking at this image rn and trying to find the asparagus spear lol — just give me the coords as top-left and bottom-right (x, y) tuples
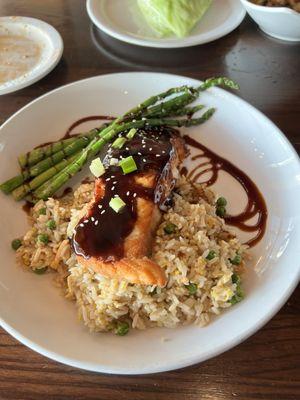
(18, 136), (79, 169)
(0, 171), (30, 194)
(28, 135), (93, 177)
(12, 152), (82, 201)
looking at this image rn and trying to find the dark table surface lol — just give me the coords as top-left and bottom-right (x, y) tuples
(0, 1), (299, 399)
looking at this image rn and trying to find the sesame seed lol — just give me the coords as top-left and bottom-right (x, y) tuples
(106, 178), (111, 181)
(133, 193), (137, 198)
(111, 175), (115, 178)
(98, 204), (102, 209)
(84, 219), (89, 223)
(142, 145), (146, 148)
(162, 151), (166, 154)
(143, 158), (146, 162)
(138, 152), (142, 155)
(101, 210), (105, 214)
(95, 220), (99, 226)
(113, 181), (117, 184)
(111, 186), (115, 191)
(125, 147), (130, 151)
(142, 117), (146, 121)
(79, 223), (84, 228)
(149, 147), (152, 151)
(126, 191), (130, 196)
(91, 217), (95, 222)
(156, 154), (160, 158)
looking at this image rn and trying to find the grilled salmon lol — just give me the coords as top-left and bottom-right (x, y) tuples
(72, 128), (186, 286)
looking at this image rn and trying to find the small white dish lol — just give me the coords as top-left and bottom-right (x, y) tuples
(0, 16), (63, 95)
(0, 73), (299, 374)
(86, 0), (246, 48)
(240, 0), (300, 41)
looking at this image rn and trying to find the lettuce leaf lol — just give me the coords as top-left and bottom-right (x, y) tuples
(137, 0), (212, 38)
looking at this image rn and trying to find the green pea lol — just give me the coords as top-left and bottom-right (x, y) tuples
(216, 206), (226, 218)
(46, 220), (56, 230)
(231, 273), (240, 284)
(11, 239), (22, 251)
(186, 283), (197, 295)
(206, 250), (216, 260)
(34, 267), (48, 275)
(216, 197), (227, 207)
(230, 286), (244, 305)
(38, 207), (47, 215)
(115, 322), (129, 336)
(37, 234), (49, 244)
(164, 222), (177, 234)
(230, 274), (244, 305)
(230, 254), (242, 265)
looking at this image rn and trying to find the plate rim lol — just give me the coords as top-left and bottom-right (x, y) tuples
(0, 72), (299, 374)
(0, 16), (64, 95)
(86, 0), (246, 48)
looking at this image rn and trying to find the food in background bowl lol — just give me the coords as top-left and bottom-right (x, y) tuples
(250, 0), (300, 12)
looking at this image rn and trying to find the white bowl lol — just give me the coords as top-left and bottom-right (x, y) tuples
(240, 0), (300, 41)
(0, 73), (299, 374)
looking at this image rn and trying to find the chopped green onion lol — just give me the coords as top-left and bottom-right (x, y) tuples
(216, 197), (227, 207)
(112, 137), (127, 149)
(186, 283), (197, 295)
(119, 156), (137, 175)
(126, 128), (137, 139)
(164, 222), (177, 234)
(34, 267), (48, 275)
(11, 239), (22, 251)
(37, 234), (49, 244)
(109, 196), (126, 213)
(89, 158), (105, 178)
(38, 207), (47, 215)
(115, 322), (129, 336)
(206, 250), (216, 260)
(230, 254), (242, 265)
(216, 206), (226, 218)
(46, 220), (56, 230)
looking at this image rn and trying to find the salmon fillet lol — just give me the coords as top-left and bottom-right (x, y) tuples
(73, 130), (186, 287)
(77, 173), (166, 286)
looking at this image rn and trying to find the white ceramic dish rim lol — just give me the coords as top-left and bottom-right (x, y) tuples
(0, 16), (63, 95)
(241, 0), (300, 16)
(86, 0), (246, 48)
(0, 72), (299, 374)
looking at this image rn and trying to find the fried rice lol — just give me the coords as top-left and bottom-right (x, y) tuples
(16, 177), (247, 333)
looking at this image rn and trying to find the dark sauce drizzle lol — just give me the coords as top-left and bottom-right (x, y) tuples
(72, 128), (180, 261)
(183, 135), (267, 247)
(64, 115), (115, 138)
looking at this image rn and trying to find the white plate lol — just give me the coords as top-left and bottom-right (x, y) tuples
(0, 17), (63, 95)
(0, 73), (299, 374)
(86, 0), (246, 48)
